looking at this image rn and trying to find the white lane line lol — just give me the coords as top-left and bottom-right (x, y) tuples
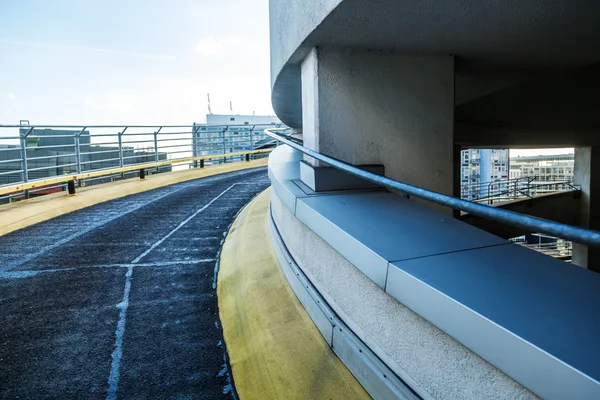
(130, 183), (238, 264)
(106, 265), (133, 400)
(0, 259), (216, 279)
(104, 183), (237, 399)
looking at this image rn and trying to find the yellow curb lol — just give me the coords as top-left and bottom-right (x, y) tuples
(0, 159), (267, 237)
(218, 188), (370, 399)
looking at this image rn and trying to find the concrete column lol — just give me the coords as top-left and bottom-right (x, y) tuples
(572, 147), (600, 272)
(300, 47), (455, 211)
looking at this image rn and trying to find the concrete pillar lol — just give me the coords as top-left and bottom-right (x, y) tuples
(300, 47), (455, 211)
(572, 147), (600, 272)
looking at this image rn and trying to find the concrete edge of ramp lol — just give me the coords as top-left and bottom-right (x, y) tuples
(217, 188), (370, 399)
(0, 159), (267, 237)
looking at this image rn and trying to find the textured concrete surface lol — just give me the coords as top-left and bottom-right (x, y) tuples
(0, 168), (270, 399)
(217, 189), (369, 400)
(271, 192), (537, 400)
(300, 48), (455, 208)
(573, 147), (600, 271)
(0, 158), (268, 237)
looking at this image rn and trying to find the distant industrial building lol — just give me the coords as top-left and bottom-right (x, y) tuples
(0, 128), (169, 188)
(193, 114), (283, 162)
(510, 153), (574, 182)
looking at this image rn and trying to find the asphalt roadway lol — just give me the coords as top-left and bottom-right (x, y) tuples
(0, 167), (270, 400)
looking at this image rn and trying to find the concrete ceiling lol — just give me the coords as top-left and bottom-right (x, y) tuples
(271, 0), (600, 128)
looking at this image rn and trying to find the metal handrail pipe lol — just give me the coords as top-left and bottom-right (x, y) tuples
(0, 147), (23, 152)
(265, 129), (600, 248)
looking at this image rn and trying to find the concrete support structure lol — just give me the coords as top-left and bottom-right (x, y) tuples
(300, 48), (455, 207)
(573, 147), (600, 272)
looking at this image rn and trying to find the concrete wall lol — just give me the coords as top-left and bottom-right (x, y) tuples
(270, 191), (536, 400)
(301, 47), (455, 199)
(573, 147), (600, 271)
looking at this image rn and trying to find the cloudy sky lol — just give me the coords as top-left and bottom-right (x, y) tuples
(0, 0), (273, 125)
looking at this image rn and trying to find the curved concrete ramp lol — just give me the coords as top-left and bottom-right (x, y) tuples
(218, 189), (369, 399)
(0, 168), (269, 399)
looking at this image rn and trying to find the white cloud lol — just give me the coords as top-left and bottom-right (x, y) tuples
(7, 92), (17, 100)
(193, 36), (266, 58)
(194, 37), (225, 56)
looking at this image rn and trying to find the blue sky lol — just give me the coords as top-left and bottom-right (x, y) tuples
(0, 0), (273, 125)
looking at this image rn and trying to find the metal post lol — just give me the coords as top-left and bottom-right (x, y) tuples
(154, 127), (161, 173)
(222, 126), (228, 163)
(192, 125), (199, 168)
(19, 126), (34, 185)
(67, 180), (76, 195)
(118, 127), (127, 179)
(250, 125), (255, 160)
(140, 168), (146, 180)
(245, 153), (250, 162)
(200, 159), (204, 168)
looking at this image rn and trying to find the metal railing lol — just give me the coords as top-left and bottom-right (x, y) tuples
(462, 176), (579, 204)
(0, 123), (286, 202)
(265, 128), (600, 248)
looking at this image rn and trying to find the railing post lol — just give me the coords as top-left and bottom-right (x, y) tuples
(250, 125), (255, 160)
(154, 127), (162, 174)
(118, 127), (127, 179)
(140, 168), (146, 180)
(222, 126), (228, 163)
(74, 127), (86, 187)
(192, 125), (199, 168)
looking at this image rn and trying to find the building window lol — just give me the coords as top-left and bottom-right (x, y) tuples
(230, 117), (235, 121)
(244, 122), (249, 125)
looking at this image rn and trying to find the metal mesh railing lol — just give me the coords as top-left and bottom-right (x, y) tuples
(0, 123), (287, 202)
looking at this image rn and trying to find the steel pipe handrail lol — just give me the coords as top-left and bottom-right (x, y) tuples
(265, 129), (600, 248)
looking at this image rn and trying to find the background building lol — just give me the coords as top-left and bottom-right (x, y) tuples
(460, 148), (509, 200)
(193, 114), (283, 162)
(510, 153), (574, 182)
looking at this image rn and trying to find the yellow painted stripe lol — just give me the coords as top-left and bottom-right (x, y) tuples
(0, 148), (272, 196)
(218, 188), (370, 400)
(0, 158), (267, 237)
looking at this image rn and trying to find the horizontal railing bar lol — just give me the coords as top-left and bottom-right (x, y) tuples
(155, 137), (192, 142)
(265, 129), (600, 248)
(157, 143), (192, 150)
(25, 153), (77, 161)
(87, 143), (120, 148)
(80, 157), (122, 165)
(26, 135), (78, 139)
(25, 143), (76, 150)
(26, 163), (78, 172)
(120, 139), (156, 145)
(0, 158), (25, 164)
(0, 147), (22, 152)
(80, 149), (120, 156)
(0, 169), (23, 176)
